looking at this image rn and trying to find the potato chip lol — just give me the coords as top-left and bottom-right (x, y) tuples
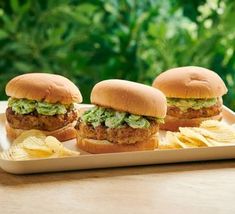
(45, 136), (79, 156)
(179, 127), (212, 147)
(200, 120), (235, 142)
(158, 120), (235, 150)
(200, 120), (235, 132)
(3, 129), (80, 160)
(159, 132), (182, 150)
(176, 133), (199, 148)
(177, 135), (201, 148)
(193, 127), (235, 143)
(44, 136), (64, 155)
(200, 120), (221, 128)
(163, 132), (191, 149)
(165, 132), (191, 148)
(20, 136), (53, 158)
(206, 138), (235, 146)
(1, 145), (29, 161)
(13, 129), (46, 145)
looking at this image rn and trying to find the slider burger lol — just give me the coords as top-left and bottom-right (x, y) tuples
(153, 66), (228, 131)
(76, 79), (167, 154)
(5, 73), (83, 141)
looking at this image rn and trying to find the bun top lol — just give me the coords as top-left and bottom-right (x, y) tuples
(6, 73), (83, 104)
(91, 79), (167, 118)
(153, 66), (227, 98)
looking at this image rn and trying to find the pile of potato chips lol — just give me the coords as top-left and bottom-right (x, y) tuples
(0, 130), (80, 160)
(159, 120), (235, 149)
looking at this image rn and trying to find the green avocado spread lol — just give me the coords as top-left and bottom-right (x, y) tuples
(81, 106), (164, 129)
(8, 98), (72, 115)
(167, 98), (217, 111)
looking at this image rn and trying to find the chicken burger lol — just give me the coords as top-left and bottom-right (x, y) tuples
(76, 79), (167, 153)
(153, 66), (227, 131)
(5, 73), (83, 141)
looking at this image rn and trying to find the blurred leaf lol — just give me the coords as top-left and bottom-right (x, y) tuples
(10, 0), (19, 13)
(0, 30), (8, 39)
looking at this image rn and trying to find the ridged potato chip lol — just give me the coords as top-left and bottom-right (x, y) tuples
(179, 128), (212, 147)
(13, 129), (46, 145)
(45, 136), (79, 157)
(44, 136), (64, 156)
(200, 120), (225, 129)
(1, 130), (80, 160)
(159, 120), (235, 150)
(193, 127), (235, 143)
(176, 133), (198, 148)
(166, 132), (194, 149)
(205, 138), (233, 146)
(20, 136), (53, 158)
(1, 145), (29, 161)
(159, 132), (182, 149)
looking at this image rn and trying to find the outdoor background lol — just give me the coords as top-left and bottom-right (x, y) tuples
(0, 0), (235, 109)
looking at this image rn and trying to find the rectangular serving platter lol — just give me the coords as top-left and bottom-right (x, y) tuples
(0, 101), (235, 174)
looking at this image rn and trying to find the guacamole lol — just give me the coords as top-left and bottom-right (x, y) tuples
(81, 106), (164, 129)
(167, 98), (217, 111)
(8, 98), (70, 115)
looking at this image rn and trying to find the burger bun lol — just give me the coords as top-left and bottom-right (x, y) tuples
(91, 79), (167, 118)
(153, 66), (227, 98)
(6, 73), (83, 104)
(77, 136), (158, 154)
(6, 121), (77, 142)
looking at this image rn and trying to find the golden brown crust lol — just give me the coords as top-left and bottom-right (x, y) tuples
(76, 136), (158, 154)
(6, 73), (83, 104)
(76, 121), (159, 144)
(160, 113), (223, 131)
(153, 66), (227, 98)
(167, 100), (222, 119)
(91, 79), (167, 118)
(6, 107), (77, 131)
(6, 121), (77, 142)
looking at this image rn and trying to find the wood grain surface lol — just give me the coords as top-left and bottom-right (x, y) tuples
(1, 160), (235, 214)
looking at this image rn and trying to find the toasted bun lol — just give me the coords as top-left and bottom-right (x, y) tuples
(6, 121), (77, 142)
(6, 73), (83, 104)
(160, 113), (223, 131)
(153, 66), (227, 98)
(77, 136), (158, 154)
(91, 79), (167, 118)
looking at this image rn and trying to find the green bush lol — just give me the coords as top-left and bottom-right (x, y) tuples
(0, 0), (235, 109)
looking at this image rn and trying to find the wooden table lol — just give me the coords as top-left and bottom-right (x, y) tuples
(0, 161), (235, 213)
(1, 101), (235, 213)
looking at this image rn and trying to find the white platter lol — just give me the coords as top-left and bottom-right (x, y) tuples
(0, 101), (235, 174)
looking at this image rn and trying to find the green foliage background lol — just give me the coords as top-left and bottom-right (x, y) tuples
(0, 0), (235, 109)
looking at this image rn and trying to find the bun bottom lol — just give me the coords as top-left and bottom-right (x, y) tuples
(6, 121), (77, 142)
(77, 136), (158, 154)
(160, 113), (223, 131)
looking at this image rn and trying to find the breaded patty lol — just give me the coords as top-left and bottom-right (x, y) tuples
(76, 121), (159, 144)
(167, 100), (222, 119)
(6, 107), (77, 131)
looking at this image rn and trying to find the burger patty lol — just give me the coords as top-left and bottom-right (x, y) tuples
(167, 101), (222, 119)
(76, 121), (159, 144)
(6, 107), (77, 131)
